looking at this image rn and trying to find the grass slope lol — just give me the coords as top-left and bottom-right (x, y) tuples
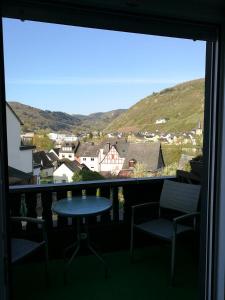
(106, 78), (204, 133)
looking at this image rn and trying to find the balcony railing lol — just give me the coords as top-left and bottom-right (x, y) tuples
(9, 176), (175, 256)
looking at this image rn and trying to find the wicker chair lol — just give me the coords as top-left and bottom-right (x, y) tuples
(130, 180), (201, 283)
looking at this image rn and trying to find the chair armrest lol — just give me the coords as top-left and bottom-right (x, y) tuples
(131, 202), (159, 211)
(11, 217), (47, 245)
(11, 217), (45, 225)
(131, 202), (160, 225)
(173, 212), (200, 223)
(173, 212), (200, 232)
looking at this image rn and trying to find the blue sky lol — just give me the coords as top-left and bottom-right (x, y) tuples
(3, 18), (206, 115)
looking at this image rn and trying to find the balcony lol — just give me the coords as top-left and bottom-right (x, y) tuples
(9, 176), (199, 300)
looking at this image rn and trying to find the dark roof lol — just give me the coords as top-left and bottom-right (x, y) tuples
(59, 159), (86, 172)
(122, 142), (163, 171)
(33, 151), (54, 169)
(53, 148), (60, 156)
(6, 102), (23, 125)
(76, 143), (100, 157)
(99, 139), (129, 156)
(114, 141), (129, 157)
(60, 141), (79, 153)
(8, 166), (32, 184)
(47, 152), (59, 162)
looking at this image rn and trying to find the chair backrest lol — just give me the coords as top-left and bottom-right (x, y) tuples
(159, 180), (201, 213)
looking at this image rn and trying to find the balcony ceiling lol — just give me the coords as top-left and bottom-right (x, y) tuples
(2, 0), (225, 25)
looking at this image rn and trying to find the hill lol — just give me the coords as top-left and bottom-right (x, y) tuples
(106, 78), (204, 133)
(8, 101), (126, 133)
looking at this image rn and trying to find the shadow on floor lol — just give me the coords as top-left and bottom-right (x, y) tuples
(12, 245), (198, 300)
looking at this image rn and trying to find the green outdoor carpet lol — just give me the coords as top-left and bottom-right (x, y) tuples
(12, 245), (198, 300)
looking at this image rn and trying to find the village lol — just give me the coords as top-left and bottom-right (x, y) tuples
(6, 102), (203, 185)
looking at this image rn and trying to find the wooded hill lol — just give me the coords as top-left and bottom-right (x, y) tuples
(106, 78), (204, 133)
(9, 101), (126, 133)
(9, 78), (204, 134)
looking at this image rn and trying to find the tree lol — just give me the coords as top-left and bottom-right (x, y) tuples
(160, 162), (178, 176)
(72, 169), (104, 182)
(72, 170), (83, 182)
(33, 134), (54, 151)
(131, 163), (149, 178)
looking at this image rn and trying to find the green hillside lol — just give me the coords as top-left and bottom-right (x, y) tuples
(8, 101), (126, 133)
(106, 79), (204, 133)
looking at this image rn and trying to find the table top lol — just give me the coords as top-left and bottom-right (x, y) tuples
(52, 195), (112, 217)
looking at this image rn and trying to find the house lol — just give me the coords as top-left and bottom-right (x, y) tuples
(6, 103), (36, 184)
(195, 120), (203, 136)
(32, 163), (41, 184)
(49, 147), (60, 158)
(33, 151), (54, 179)
(46, 151), (59, 169)
(99, 140), (128, 175)
(155, 118), (167, 124)
(48, 132), (58, 140)
(74, 140), (165, 176)
(64, 135), (78, 142)
(75, 142), (100, 171)
(53, 159), (86, 183)
(122, 142), (165, 173)
(58, 141), (79, 161)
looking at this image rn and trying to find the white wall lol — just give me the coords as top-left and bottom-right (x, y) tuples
(53, 164), (73, 183)
(59, 152), (76, 161)
(33, 167), (41, 184)
(41, 167), (54, 178)
(80, 156), (99, 171)
(99, 147), (124, 175)
(6, 106), (33, 174)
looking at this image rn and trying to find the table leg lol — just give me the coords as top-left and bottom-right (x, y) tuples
(85, 219), (109, 278)
(64, 216), (109, 283)
(87, 243), (109, 278)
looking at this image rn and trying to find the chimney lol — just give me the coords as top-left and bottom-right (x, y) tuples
(129, 159), (136, 168)
(107, 142), (111, 151)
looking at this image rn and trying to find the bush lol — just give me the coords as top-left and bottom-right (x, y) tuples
(72, 169), (104, 182)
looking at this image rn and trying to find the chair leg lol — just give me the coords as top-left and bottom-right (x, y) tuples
(171, 233), (176, 285)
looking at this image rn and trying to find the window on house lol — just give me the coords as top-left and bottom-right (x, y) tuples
(83, 158), (86, 161)
(91, 158), (94, 161)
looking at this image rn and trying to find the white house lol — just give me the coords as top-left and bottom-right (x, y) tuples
(99, 144), (125, 175)
(6, 103), (36, 184)
(58, 142), (79, 161)
(48, 132), (58, 140)
(64, 135), (78, 142)
(33, 151), (54, 179)
(75, 142), (100, 171)
(33, 163), (41, 184)
(155, 118), (167, 124)
(53, 160), (85, 183)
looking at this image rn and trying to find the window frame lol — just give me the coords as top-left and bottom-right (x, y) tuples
(0, 6), (223, 300)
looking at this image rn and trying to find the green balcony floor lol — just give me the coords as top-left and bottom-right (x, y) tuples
(13, 245), (198, 300)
